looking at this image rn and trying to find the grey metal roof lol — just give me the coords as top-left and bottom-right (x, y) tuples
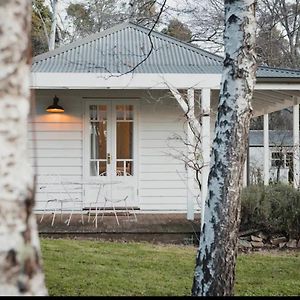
(32, 22), (300, 78)
(249, 130), (296, 146)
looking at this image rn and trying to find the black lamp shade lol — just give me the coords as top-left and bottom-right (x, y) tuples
(46, 96), (64, 113)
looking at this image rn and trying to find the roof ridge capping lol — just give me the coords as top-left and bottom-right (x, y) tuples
(32, 21), (224, 64)
(258, 65), (300, 74)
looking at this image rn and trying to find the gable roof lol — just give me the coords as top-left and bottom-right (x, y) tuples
(32, 22), (300, 79)
(249, 130), (296, 147)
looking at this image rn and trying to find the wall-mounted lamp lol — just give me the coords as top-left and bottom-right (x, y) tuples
(46, 96), (64, 113)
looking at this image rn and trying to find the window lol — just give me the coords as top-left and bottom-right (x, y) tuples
(271, 151), (293, 168)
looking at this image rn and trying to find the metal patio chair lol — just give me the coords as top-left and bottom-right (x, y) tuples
(96, 183), (137, 226)
(39, 174), (84, 226)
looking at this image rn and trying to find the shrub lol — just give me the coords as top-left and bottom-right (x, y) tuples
(240, 183), (300, 238)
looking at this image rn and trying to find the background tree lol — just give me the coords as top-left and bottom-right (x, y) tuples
(127, 0), (159, 27)
(66, 0), (125, 41)
(32, 0), (52, 55)
(259, 0), (300, 68)
(192, 0), (257, 295)
(161, 18), (192, 42)
(0, 0), (47, 295)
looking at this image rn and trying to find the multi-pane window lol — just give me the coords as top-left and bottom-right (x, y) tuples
(271, 151), (293, 168)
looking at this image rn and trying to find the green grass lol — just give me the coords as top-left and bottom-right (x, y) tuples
(40, 238), (300, 296)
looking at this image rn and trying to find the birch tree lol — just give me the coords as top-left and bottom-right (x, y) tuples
(191, 0), (257, 296)
(0, 0), (48, 295)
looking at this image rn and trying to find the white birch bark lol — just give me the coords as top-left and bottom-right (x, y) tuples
(0, 0), (48, 295)
(49, 0), (57, 51)
(192, 0), (257, 296)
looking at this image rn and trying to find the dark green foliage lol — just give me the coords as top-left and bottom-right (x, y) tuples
(32, 0), (52, 56)
(240, 183), (300, 238)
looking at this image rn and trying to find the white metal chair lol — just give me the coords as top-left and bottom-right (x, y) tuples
(39, 175), (84, 226)
(95, 183), (137, 226)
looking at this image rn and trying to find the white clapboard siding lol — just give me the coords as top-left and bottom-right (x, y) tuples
(29, 92), (83, 211)
(140, 180), (186, 189)
(140, 155), (183, 165)
(140, 189), (187, 197)
(36, 175), (82, 184)
(28, 122), (82, 132)
(140, 139), (184, 149)
(140, 163), (186, 173)
(33, 166), (82, 175)
(139, 97), (187, 211)
(139, 131), (183, 141)
(140, 172), (186, 181)
(28, 149), (82, 158)
(28, 140), (82, 149)
(140, 148), (183, 156)
(30, 157), (82, 167)
(141, 122), (184, 131)
(28, 131), (81, 140)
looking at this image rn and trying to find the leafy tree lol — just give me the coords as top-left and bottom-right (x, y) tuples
(32, 0), (52, 56)
(161, 18), (192, 42)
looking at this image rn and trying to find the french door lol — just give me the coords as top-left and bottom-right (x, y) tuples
(84, 100), (138, 207)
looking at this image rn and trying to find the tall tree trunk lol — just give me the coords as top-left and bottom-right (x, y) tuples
(0, 0), (48, 295)
(192, 0), (257, 296)
(49, 0), (57, 51)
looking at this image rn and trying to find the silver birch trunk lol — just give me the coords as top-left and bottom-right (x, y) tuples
(0, 0), (48, 295)
(49, 0), (57, 51)
(192, 0), (257, 296)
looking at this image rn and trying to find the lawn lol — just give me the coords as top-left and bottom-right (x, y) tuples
(40, 238), (300, 296)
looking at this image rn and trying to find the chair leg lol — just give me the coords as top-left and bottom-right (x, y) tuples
(101, 199), (107, 221)
(66, 204), (74, 226)
(112, 203), (119, 226)
(131, 207), (137, 222)
(81, 201), (84, 225)
(51, 201), (58, 226)
(60, 201), (63, 222)
(94, 205), (98, 228)
(124, 198), (130, 221)
(88, 203), (92, 223)
(40, 200), (50, 223)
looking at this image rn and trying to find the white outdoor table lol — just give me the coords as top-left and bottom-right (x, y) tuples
(61, 180), (122, 227)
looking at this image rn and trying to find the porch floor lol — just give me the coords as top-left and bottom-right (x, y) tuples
(36, 212), (201, 245)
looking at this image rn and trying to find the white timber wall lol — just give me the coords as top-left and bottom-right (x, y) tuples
(29, 90), (200, 213)
(139, 97), (189, 212)
(28, 92), (83, 211)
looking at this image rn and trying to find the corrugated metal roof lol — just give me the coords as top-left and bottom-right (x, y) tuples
(249, 130), (295, 146)
(32, 22), (300, 78)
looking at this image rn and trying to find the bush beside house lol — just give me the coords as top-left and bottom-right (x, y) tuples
(239, 183), (300, 251)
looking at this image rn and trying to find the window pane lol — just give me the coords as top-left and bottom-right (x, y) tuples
(126, 161), (133, 176)
(98, 105), (107, 121)
(99, 161), (107, 176)
(116, 105), (124, 120)
(117, 122), (133, 159)
(116, 161), (124, 176)
(90, 105), (97, 120)
(90, 121), (107, 159)
(125, 105), (133, 120)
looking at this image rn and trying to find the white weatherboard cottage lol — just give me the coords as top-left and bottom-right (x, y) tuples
(30, 22), (300, 220)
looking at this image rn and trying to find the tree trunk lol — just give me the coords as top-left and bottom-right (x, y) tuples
(192, 0), (257, 296)
(49, 0), (57, 51)
(0, 0), (48, 295)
